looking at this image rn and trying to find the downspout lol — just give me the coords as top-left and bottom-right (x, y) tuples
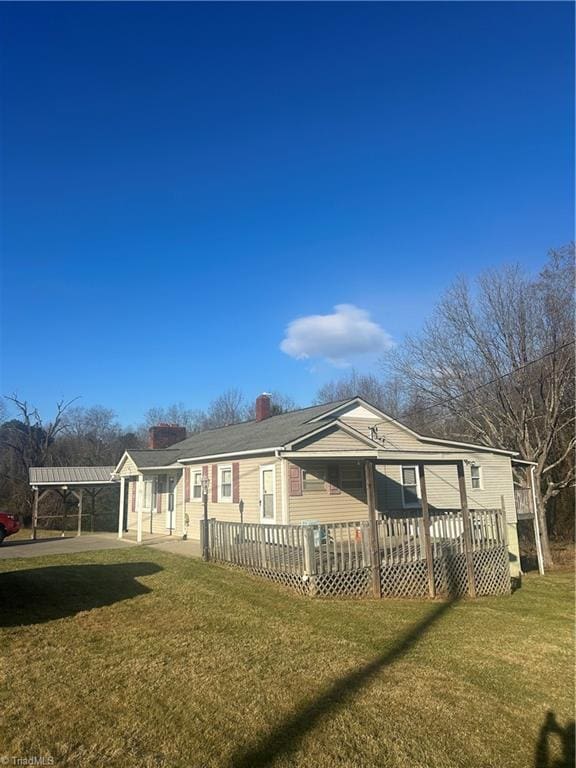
(530, 465), (545, 575)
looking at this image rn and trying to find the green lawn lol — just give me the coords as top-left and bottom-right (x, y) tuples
(1, 548), (573, 768)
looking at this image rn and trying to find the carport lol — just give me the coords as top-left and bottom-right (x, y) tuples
(29, 466), (116, 539)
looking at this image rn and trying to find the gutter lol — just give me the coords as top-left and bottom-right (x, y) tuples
(177, 447), (282, 464)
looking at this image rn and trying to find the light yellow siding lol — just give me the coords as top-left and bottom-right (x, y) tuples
(295, 426), (369, 452)
(287, 460), (368, 524)
(375, 453), (520, 576)
(375, 452), (516, 521)
(182, 455), (281, 540)
(117, 453), (139, 477)
(340, 416), (423, 450)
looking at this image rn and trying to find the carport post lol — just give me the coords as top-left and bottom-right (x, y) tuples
(118, 477), (126, 539)
(77, 489), (83, 537)
(61, 489), (68, 537)
(32, 487), (39, 540)
(90, 490), (96, 533)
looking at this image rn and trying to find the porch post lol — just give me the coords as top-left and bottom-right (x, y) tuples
(365, 460), (381, 598)
(417, 464), (436, 598)
(118, 477), (126, 539)
(457, 461), (476, 598)
(136, 475), (144, 543)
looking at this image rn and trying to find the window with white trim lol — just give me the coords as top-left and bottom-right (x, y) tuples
(401, 465), (421, 507)
(471, 464), (482, 489)
(218, 465), (232, 502)
(192, 470), (202, 500)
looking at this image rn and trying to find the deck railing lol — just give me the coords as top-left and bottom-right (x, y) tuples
(207, 508), (510, 599)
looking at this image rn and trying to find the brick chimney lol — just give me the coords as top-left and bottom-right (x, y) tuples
(255, 393), (272, 422)
(148, 423), (187, 449)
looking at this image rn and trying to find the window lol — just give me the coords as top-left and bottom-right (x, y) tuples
(218, 465), (232, 501)
(401, 465), (420, 507)
(303, 468), (325, 492)
(151, 478), (158, 510)
(341, 464), (364, 492)
(471, 464), (482, 489)
(192, 470), (202, 499)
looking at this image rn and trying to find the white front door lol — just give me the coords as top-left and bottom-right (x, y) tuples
(259, 464), (276, 523)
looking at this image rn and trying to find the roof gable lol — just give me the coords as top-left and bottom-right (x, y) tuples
(289, 422), (379, 453)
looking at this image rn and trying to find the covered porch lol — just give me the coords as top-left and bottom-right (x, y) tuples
(115, 468), (183, 543)
(207, 455), (513, 600)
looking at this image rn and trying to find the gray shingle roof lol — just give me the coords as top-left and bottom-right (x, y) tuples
(126, 400), (351, 468)
(29, 466), (115, 485)
(169, 400), (350, 460)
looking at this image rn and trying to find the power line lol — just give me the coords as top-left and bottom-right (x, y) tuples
(413, 370), (562, 429)
(402, 341), (575, 419)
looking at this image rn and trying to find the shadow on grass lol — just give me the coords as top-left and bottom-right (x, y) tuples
(0, 561), (162, 627)
(535, 711), (575, 768)
(230, 597), (456, 768)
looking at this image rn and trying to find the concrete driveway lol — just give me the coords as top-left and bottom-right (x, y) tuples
(0, 533), (136, 559)
(0, 533), (202, 560)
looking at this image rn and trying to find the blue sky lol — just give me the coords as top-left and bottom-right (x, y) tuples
(1, 2), (573, 426)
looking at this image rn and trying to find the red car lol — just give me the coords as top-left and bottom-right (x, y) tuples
(0, 512), (20, 544)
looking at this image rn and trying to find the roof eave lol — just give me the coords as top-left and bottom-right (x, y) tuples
(177, 447), (282, 464)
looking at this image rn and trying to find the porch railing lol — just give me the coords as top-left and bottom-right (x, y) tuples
(207, 508), (510, 599)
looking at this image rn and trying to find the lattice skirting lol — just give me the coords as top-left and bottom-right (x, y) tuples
(380, 560), (429, 598)
(433, 548), (511, 597)
(472, 546), (511, 596)
(310, 568), (372, 599)
(212, 547), (510, 599)
(433, 554), (469, 597)
(213, 559), (311, 595)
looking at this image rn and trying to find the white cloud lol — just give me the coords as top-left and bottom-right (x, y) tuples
(280, 304), (394, 366)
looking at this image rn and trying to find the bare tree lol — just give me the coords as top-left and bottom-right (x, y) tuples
(0, 395), (78, 514)
(314, 370), (406, 417)
(59, 405), (140, 465)
(141, 403), (205, 436)
(268, 391), (299, 416)
(391, 246), (575, 568)
(203, 389), (251, 429)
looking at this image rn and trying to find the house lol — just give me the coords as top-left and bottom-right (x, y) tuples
(113, 394), (522, 577)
